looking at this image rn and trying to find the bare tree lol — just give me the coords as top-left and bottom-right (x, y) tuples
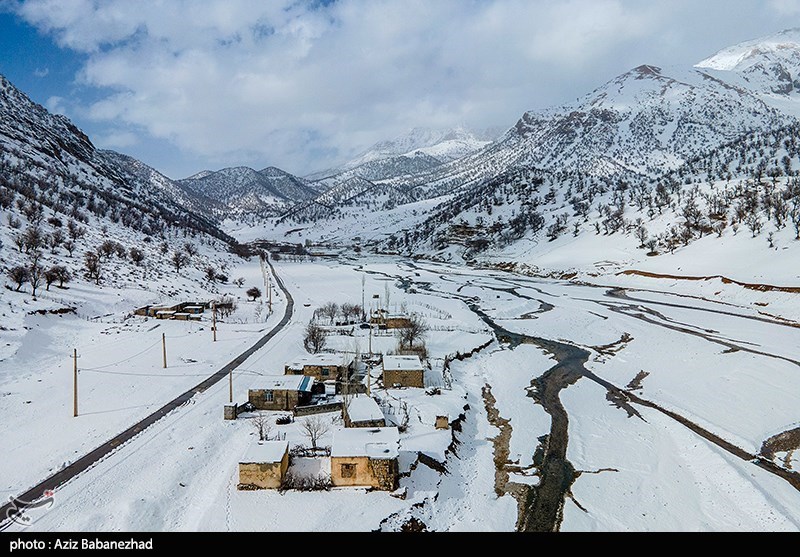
(340, 303), (362, 323)
(183, 242), (199, 257)
(8, 266), (29, 291)
(635, 224), (648, 248)
(63, 240), (76, 257)
(246, 286), (262, 301)
(84, 250), (102, 284)
(319, 301), (339, 324)
(303, 321), (327, 354)
(301, 415), (330, 451)
(397, 313), (429, 349)
(251, 412), (273, 442)
(129, 247), (145, 266)
(204, 266), (217, 282)
(28, 262), (43, 297)
(171, 250), (190, 272)
(234, 277), (245, 288)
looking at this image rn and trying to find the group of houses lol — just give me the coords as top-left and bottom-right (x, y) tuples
(236, 351), (429, 492)
(134, 301), (207, 321)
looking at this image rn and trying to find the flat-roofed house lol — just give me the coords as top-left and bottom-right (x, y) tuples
(343, 394), (386, 428)
(382, 355), (424, 388)
(248, 376), (314, 411)
(284, 354), (353, 383)
(238, 440), (289, 489)
(330, 427), (399, 490)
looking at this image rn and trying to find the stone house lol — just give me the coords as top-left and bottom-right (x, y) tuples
(330, 427), (399, 491)
(285, 355), (354, 384)
(248, 376), (314, 411)
(343, 394), (386, 428)
(382, 355), (424, 388)
(238, 440), (289, 489)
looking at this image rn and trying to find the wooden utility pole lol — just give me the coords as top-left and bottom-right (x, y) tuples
(162, 333), (167, 369)
(367, 364), (371, 396)
(268, 272), (272, 314)
(229, 369), (233, 403)
(212, 301), (217, 342)
(72, 348), (78, 417)
(361, 274), (366, 322)
(368, 323), (373, 355)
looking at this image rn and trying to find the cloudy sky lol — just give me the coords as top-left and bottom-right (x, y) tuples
(1, 0), (799, 179)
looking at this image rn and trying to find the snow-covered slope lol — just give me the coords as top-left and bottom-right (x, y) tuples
(697, 28), (800, 114)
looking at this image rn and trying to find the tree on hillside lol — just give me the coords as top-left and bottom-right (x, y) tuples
(246, 286), (262, 301)
(84, 250), (102, 284)
(171, 251), (190, 272)
(129, 247), (145, 266)
(8, 266), (29, 291)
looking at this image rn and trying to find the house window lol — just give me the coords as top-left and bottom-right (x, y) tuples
(264, 390), (274, 402)
(340, 463), (356, 478)
(321, 367), (330, 377)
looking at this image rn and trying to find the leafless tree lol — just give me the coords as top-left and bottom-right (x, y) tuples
(340, 303), (362, 323)
(635, 224), (648, 248)
(129, 247), (145, 266)
(303, 321), (327, 354)
(397, 313), (429, 349)
(319, 301), (338, 324)
(8, 266), (29, 291)
(251, 412), (273, 442)
(63, 240), (76, 257)
(183, 242), (199, 257)
(204, 266), (217, 282)
(28, 262), (43, 297)
(84, 250), (102, 284)
(171, 250), (190, 272)
(301, 415), (330, 451)
(234, 277), (245, 288)
(246, 286), (262, 301)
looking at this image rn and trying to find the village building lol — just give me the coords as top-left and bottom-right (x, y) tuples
(248, 376), (314, 411)
(330, 427), (399, 490)
(285, 354), (353, 383)
(238, 440), (289, 490)
(382, 355), (425, 388)
(369, 310), (412, 330)
(343, 394), (386, 428)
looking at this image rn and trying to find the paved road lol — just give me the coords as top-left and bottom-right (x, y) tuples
(1, 254), (294, 527)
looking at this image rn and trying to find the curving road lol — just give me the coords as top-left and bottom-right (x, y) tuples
(1, 253), (293, 527)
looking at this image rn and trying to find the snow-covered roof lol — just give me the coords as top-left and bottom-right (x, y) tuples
(286, 354), (349, 371)
(331, 427), (399, 460)
(383, 355), (422, 371)
(347, 395), (384, 423)
(256, 375), (314, 392)
(241, 440), (289, 464)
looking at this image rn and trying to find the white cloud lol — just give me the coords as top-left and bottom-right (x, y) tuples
(769, 0), (800, 15)
(33, 67), (49, 77)
(93, 129), (139, 149)
(10, 0), (797, 176)
(44, 95), (66, 115)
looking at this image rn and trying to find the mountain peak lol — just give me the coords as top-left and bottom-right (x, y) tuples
(696, 28), (800, 71)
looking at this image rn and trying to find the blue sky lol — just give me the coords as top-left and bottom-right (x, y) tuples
(1, 1), (799, 179)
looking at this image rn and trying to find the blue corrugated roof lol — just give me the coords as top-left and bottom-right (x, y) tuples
(299, 376), (313, 392)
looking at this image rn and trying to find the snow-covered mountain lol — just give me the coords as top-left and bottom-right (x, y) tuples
(696, 28), (800, 100)
(306, 126), (498, 182)
(178, 165), (321, 220)
(274, 30), (800, 231)
(0, 73), (228, 242)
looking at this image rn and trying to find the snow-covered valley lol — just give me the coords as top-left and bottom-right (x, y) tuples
(2, 255), (798, 531)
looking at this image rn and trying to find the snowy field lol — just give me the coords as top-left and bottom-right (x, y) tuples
(3, 255), (799, 531)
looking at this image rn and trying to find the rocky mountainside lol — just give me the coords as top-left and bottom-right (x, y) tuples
(179, 165), (321, 220)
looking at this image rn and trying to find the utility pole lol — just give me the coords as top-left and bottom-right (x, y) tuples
(367, 364), (371, 396)
(229, 369), (233, 403)
(72, 348), (78, 417)
(212, 301), (217, 342)
(268, 272), (272, 314)
(368, 323), (373, 355)
(361, 273), (366, 322)
(162, 333), (167, 369)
